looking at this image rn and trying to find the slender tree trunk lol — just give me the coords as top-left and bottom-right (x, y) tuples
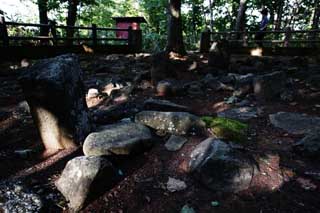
(230, 1), (238, 30)
(275, 0), (284, 30)
(235, 0), (246, 40)
(38, 0), (49, 36)
(192, 5), (197, 44)
(208, 0), (214, 32)
(166, 0), (186, 55)
(269, 9), (275, 27)
(312, 0), (320, 30)
(66, 0), (79, 45)
(235, 0), (246, 31)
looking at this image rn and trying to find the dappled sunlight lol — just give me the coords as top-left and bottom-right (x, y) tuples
(82, 44), (94, 53)
(251, 48), (263, 57)
(35, 107), (76, 150)
(211, 101), (231, 113)
(168, 51), (187, 61)
(170, 5), (180, 18)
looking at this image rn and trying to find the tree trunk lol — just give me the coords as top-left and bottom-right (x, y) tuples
(275, 0), (284, 30)
(165, 0), (186, 55)
(312, 0), (320, 30)
(208, 0), (214, 32)
(66, 0), (79, 45)
(235, 0), (246, 39)
(38, 0), (49, 36)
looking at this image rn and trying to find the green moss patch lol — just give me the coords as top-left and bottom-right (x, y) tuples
(201, 116), (248, 143)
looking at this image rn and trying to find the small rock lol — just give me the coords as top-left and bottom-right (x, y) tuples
(14, 149), (34, 159)
(224, 96), (239, 104)
(235, 99), (250, 107)
(167, 177), (187, 192)
(165, 135), (188, 151)
(181, 205), (196, 213)
(211, 201), (219, 207)
(87, 88), (99, 98)
(92, 102), (141, 125)
(187, 82), (203, 96)
(157, 80), (173, 96)
(280, 90), (295, 102)
(101, 82), (124, 96)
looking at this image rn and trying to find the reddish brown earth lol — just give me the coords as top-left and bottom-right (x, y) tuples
(0, 54), (319, 213)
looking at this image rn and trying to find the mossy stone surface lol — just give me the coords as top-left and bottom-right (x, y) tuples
(201, 116), (248, 143)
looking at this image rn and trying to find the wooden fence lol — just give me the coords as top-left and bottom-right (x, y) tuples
(0, 16), (142, 59)
(200, 28), (320, 55)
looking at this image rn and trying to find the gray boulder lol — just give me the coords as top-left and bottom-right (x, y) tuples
(135, 111), (206, 135)
(269, 112), (320, 135)
(55, 156), (117, 211)
(217, 106), (258, 121)
(18, 54), (91, 150)
(83, 122), (152, 156)
(189, 138), (257, 192)
(253, 71), (286, 101)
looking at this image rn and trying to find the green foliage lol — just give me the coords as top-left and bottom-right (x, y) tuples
(201, 116), (248, 143)
(12, 0), (320, 51)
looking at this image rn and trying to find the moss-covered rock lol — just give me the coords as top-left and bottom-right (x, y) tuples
(201, 116), (248, 143)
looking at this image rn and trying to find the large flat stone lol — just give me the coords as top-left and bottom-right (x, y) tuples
(217, 107), (258, 121)
(83, 122), (152, 156)
(135, 111), (206, 135)
(269, 112), (320, 135)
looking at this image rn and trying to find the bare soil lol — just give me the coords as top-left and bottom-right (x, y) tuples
(0, 53), (319, 213)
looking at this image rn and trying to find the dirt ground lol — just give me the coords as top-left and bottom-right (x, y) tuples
(0, 53), (320, 213)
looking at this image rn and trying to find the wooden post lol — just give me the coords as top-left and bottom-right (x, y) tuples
(242, 31), (248, 47)
(50, 20), (57, 46)
(128, 26), (134, 52)
(284, 27), (291, 47)
(128, 27), (142, 53)
(200, 30), (211, 53)
(0, 15), (9, 46)
(92, 24), (97, 47)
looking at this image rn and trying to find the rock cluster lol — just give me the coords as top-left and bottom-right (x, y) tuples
(0, 182), (43, 213)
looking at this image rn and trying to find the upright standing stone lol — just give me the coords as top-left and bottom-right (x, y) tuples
(253, 71), (286, 101)
(208, 40), (230, 69)
(19, 54), (91, 150)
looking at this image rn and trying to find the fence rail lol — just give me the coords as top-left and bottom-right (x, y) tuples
(0, 16), (142, 53)
(200, 28), (320, 52)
